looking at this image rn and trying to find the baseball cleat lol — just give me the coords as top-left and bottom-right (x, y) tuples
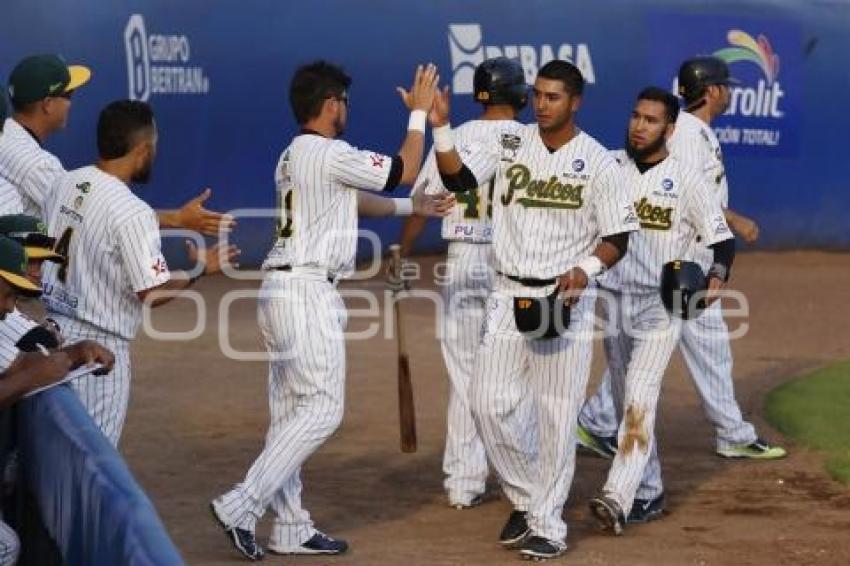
(450, 493), (483, 510)
(499, 510), (531, 547)
(716, 438), (787, 460)
(627, 493), (666, 524)
(209, 501), (265, 561)
(519, 535), (567, 561)
(576, 423), (617, 460)
(589, 496), (626, 535)
(267, 531), (348, 555)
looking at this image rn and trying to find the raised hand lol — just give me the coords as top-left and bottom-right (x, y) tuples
(412, 190), (455, 218)
(397, 64), (439, 112)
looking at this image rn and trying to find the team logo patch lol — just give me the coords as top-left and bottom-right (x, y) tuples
(75, 182), (91, 194)
(662, 178), (674, 191)
(500, 133), (521, 162)
(73, 196), (84, 210)
(572, 158), (585, 172)
(370, 154), (384, 168)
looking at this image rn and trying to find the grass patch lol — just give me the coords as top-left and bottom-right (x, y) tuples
(765, 361), (850, 484)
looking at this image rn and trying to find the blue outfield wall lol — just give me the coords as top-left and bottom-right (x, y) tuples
(2, 0), (849, 266)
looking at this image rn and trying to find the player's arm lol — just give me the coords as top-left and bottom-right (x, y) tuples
(428, 87), (497, 193)
(690, 179), (737, 305)
(156, 188), (236, 236)
(559, 161), (640, 305)
(136, 240), (240, 308)
(722, 207), (759, 244)
(0, 350), (73, 408)
(329, 66), (439, 195)
(356, 191), (454, 218)
(394, 64), (440, 185)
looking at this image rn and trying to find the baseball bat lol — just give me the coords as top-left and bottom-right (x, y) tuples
(390, 244), (417, 453)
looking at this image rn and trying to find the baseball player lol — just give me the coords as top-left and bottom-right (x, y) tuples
(432, 60), (639, 560)
(578, 57), (785, 460)
(585, 88), (735, 534)
(0, 54), (235, 234)
(38, 100), (237, 446)
(395, 57), (529, 510)
(210, 61), (450, 561)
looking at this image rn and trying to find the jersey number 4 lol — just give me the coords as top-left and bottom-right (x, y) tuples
(456, 179), (495, 220)
(54, 227), (74, 283)
(277, 189), (295, 239)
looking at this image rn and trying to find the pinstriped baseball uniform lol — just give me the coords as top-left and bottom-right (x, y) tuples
(0, 119), (63, 219)
(39, 165), (170, 445)
(412, 119), (527, 506)
(0, 309), (39, 344)
(0, 179), (24, 216)
(594, 151), (732, 514)
(460, 124), (638, 544)
(579, 113), (757, 451)
(215, 133), (396, 547)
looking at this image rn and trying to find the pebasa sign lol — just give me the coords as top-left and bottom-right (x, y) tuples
(647, 14), (801, 157)
(124, 14), (211, 102)
(447, 23), (596, 96)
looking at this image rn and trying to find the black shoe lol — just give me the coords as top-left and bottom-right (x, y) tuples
(499, 510), (530, 547)
(268, 531), (349, 555)
(519, 536), (567, 561)
(589, 496), (625, 535)
(209, 501), (265, 561)
(627, 493), (665, 524)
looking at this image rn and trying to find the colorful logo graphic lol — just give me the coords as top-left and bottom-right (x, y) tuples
(713, 30), (780, 85)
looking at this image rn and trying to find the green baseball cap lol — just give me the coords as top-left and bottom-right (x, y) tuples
(7, 54), (91, 106)
(0, 236), (42, 297)
(0, 214), (61, 261)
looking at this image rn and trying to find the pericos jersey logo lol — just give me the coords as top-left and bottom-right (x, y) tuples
(447, 24), (595, 95)
(124, 14), (211, 101)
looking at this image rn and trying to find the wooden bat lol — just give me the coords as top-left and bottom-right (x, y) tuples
(389, 244), (417, 453)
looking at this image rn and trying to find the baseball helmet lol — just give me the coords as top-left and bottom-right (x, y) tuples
(660, 260), (707, 320)
(474, 57), (528, 109)
(677, 56), (739, 103)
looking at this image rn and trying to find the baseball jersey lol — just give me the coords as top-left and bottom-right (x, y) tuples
(600, 151), (732, 293)
(0, 119), (64, 218)
(40, 166), (170, 340)
(413, 119), (524, 243)
(667, 112), (728, 208)
(0, 337), (19, 373)
(459, 124), (639, 292)
(0, 178), (24, 215)
(263, 133), (395, 276)
(0, 309), (40, 345)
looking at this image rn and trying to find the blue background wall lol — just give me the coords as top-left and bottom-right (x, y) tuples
(2, 0), (848, 266)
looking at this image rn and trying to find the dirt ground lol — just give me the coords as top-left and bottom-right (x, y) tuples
(122, 251), (850, 566)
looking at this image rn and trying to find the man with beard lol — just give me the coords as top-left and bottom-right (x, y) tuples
(578, 57), (785, 461)
(38, 100), (239, 445)
(585, 87), (735, 534)
(210, 61), (450, 561)
(431, 60), (638, 560)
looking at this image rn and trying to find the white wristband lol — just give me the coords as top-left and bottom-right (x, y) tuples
(432, 124), (454, 152)
(393, 197), (414, 216)
(576, 256), (604, 278)
(407, 110), (427, 133)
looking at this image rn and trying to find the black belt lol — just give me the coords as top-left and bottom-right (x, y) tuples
(497, 271), (556, 288)
(271, 265), (335, 283)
